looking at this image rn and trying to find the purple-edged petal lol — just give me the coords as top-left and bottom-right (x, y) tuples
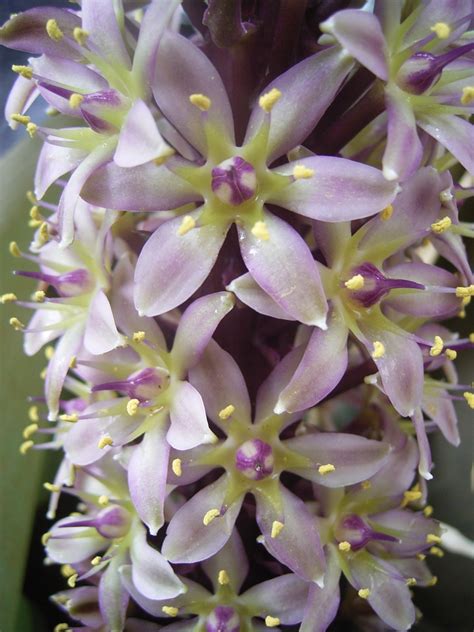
(227, 273), (295, 320)
(153, 31), (235, 154)
(24, 309), (62, 356)
(81, 0), (131, 69)
(432, 230), (473, 284)
(172, 292), (235, 375)
(383, 86), (424, 181)
(275, 309), (348, 414)
(369, 509), (440, 556)
(134, 211), (228, 316)
(202, 530), (249, 594)
(128, 422), (170, 535)
(301, 546), (341, 632)
(270, 157), (397, 221)
(46, 516), (105, 563)
(99, 553), (129, 632)
(241, 574), (309, 625)
(245, 47), (354, 163)
(162, 475), (243, 563)
(81, 160), (199, 211)
(312, 221), (351, 268)
(189, 339), (252, 429)
(84, 290), (123, 355)
(418, 113), (474, 175)
(285, 432), (389, 487)
(238, 211), (327, 327)
(321, 10), (388, 80)
(412, 408), (433, 480)
(130, 524), (185, 601)
(167, 380), (214, 449)
(255, 484), (325, 584)
(114, 99), (170, 167)
(45, 323), (83, 420)
(35, 142), (86, 200)
(423, 386), (459, 446)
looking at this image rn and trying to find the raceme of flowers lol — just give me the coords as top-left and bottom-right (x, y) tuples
(1, 1), (473, 631)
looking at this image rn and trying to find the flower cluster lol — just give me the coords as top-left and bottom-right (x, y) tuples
(1, 1), (473, 631)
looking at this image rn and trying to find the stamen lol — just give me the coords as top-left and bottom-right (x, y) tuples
(218, 404), (235, 420)
(203, 508), (220, 525)
(162, 606), (179, 617)
(265, 616), (280, 628)
(38, 221), (49, 243)
(431, 216), (452, 234)
(33, 290), (46, 302)
(401, 490), (422, 506)
(417, 553), (426, 560)
(10, 317), (25, 331)
(430, 22), (451, 39)
(461, 86), (474, 105)
(171, 458), (182, 477)
(60, 564), (76, 578)
(12, 64), (33, 79)
(98, 495), (109, 506)
(97, 434), (113, 449)
(361, 480), (371, 489)
(91, 555), (102, 565)
(29, 406), (39, 422)
(44, 482), (61, 492)
(338, 541), (351, 552)
(292, 164), (314, 179)
(54, 624), (69, 632)
(73, 27), (89, 45)
(44, 346), (54, 360)
(426, 533), (442, 544)
(456, 285), (474, 298)
(126, 398), (140, 416)
(10, 113), (30, 125)
(430, 546), (444, 557)
(23, 423), (38, 439)
(318, 463), (336, 475)
(428, 576), (438, 586)
(406, 577), (417, 586)
(371, 341), (385, 359)
(41, 532), (52, 545)
(67, 573), (78, 588)
(9, 242), (21, 257)
(463, 392), (474, 408)
(132, 331), (146, 342)
(423, 505), (433, 517)
(271, 520), (284, 538)
(26, 122), (38, 138)
(358, 588), (371, 599)
(251, 221), (270, 241)
(344, 274), (365, 290)
(68, 93), (84, 109)
(19, 440), (34, 455)
(429, 335), (444, 357)
(1, 293), (17, 303)
(259, 88), (282, 113)
(189, 93), (211, 111)
(177, 215), (196, 236)
(445, 348), (457, 360)
(218, 569), (230, 585)
(46, 19), (64, 41)
(380, 204), (393, 220)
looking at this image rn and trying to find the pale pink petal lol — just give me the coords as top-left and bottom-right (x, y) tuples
(167, 380), (214, 449)
(84, 290), (123, 355)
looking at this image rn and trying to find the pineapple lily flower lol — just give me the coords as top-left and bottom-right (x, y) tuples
(82, 30), (398, 325)
(321, 0), (474, 180)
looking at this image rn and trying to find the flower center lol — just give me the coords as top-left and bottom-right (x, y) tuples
(235, 438), (274, 480)
(211, 156), (257, 206)
(205, 606), (240, 632)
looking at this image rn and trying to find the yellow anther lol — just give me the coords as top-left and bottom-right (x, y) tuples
(19, 440), (34, 455)
(430, 546), (444, 558)
(344, 274), (365, 291)
(469, 333), (474, 343)
(60, 564), (76, 578)
(426, 533), (442, 544)
(429, 335), (444, 357)
(69, 356), (77, 369)
(292, 164), (314, 179)
(33, 290), (46, 303)
(445, 348), (457, 361)
(251, 220), (270, 241)
(26, 190), (37, 204)
(338, 541), (352, 552)
(456, 285), (474, 298)
(361, 480), (371, 490)
(46, 18), (64, 41)
(98, 495), (109, 506)
(126, 398), (140, 416)
(462, 296), (471, 307)
(259, 88), (282, 113)
(417, 553), (426, 560)
(59, 413), (78, 423)
(401, 490), (423, 507)
(406, 577), (417, 586)
(11, 113), (30, 125)
(44, 345), (54, 360)
(54, 624), (70, 632)
(10, 317), (25, 331)
(97, 434), (113, 449)
(67, 573), (78, 588)
(189, 93), (212, 111)
(46, 106), (59, 116)
(28, 405), (39, 422)
(41, 531), (52, 546)
(171, 458), (182, 477)
(162, 606), (179, 617)
(44, 482), (61, 493)
(91, 555), (102, 566)
(26, 122), (38, 138)
(430, 22), (451, 38)
(38, 222), (49, 245)
(23, 423), (38, 439)
(203, 508), (220, 526)
(431, 216), (452, 234)
(9, 241), (21, 257)
(318, 463), (336, 475)
(68, 93), (84, 109)
(265, 616), (281, 628)
(371, 341), (385, 359)
(381, 204), (393, 220)
(428, 576), (438, 586)
(177, 215), (196, 236)
(358, 588), (371, 599)
(423, 505), (433, 517)
(132, 331), (146, 343)
(463, 392), (474, 408)
(218, 404), (235, 420)
(271, 520), (284, 538)
(461, 86), (474, 105)
(40, 367), (47, 380)
(218, 569), (230, 585)
(73, 27), (89, 45)
(1, 292), (17, 303)
(12, 64), (33, 79)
